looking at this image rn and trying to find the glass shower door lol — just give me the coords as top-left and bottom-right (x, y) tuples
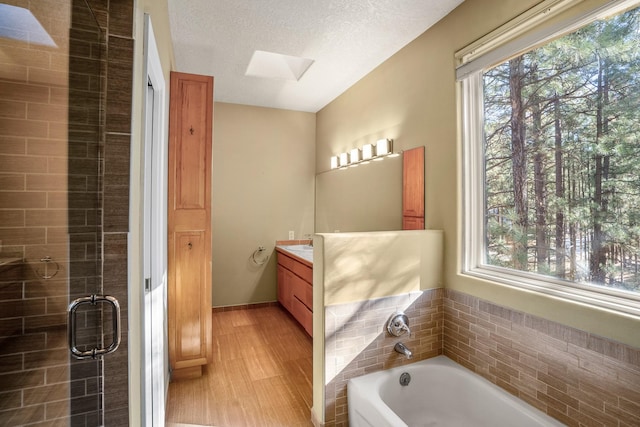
(0, 1), (117, 425)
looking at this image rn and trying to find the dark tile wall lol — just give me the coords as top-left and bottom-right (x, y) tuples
(0, 0), (134, 424)
(67, 1), (106, 423)
(0, 0), (105, 423)
(69, 0), (134, 423)
(97, 0), (135, 424)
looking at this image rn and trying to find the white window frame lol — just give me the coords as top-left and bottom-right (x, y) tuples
(458, 0), (640, 317)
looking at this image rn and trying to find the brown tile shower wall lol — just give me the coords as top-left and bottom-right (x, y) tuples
(66, 0), (134, 423)
(444, 289), (640, 426)
(66, 2), (106, 423)
(0, 0), (133, 424)
(324, 289), (443, 427)
(99, 0), (135, 425)
(0, 0), (101, 424)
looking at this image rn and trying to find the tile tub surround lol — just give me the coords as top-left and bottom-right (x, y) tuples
(444, 289), (640, 427)
(323, 289), (444, 427)
(321, 288), (639, 427)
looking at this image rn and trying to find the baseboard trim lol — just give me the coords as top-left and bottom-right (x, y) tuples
(311, 407), (324, 427)
(211, 301), (279, 313)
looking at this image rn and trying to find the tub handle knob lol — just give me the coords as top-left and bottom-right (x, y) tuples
(387, 312), (411, 337)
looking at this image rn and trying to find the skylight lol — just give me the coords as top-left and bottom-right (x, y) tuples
(0, 4), (57, 47)
(245, 50), (314, 81)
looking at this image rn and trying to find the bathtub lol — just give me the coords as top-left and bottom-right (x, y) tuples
(348, 355), (564, 427)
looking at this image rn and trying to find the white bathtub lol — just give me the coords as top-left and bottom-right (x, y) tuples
(348, 355), (564, 427)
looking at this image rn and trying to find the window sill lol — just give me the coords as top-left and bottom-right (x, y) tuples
(462, 266), (640, 318)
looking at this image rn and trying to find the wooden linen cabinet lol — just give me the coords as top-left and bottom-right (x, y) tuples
(168, 71), (213, 379)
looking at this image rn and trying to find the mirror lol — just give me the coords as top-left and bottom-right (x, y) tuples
(315, 154), (403, 232)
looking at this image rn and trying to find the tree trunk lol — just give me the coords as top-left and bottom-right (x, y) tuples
(554, 95), (566, 277)
(591, 56), (609, 283)
(532, 84), (547, 272)
(509, 55), (528, 270)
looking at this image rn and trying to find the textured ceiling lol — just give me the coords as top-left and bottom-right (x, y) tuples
(168, 0), (464, 112)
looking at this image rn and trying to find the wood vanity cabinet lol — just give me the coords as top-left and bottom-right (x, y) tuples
(276, 251), (312, 336)
(167, 71), (213, 380)
(403, 146), (425, 230)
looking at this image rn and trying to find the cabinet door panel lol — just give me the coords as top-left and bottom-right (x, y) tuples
(277, 264), (286, 305)
(402, 146), (425, 224)
(403, 215), (425, 230)
(278, 265), (293, 312)
(174, 232), (205, 361)
(175, 80), (209, 209)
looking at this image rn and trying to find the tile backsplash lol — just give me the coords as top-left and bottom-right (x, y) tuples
(324, 288), (640, 427)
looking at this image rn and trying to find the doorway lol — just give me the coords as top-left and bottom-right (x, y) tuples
(142, 14), (168, 426)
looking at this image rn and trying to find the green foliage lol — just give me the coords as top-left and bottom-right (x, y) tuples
(483, 6), (640, 293)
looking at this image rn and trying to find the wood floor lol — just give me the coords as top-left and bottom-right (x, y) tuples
(165, 305), (314, 427)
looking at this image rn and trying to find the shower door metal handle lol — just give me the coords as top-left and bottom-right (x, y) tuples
(68, 295), (121, 359)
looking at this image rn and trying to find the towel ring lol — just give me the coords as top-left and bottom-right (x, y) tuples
(36, 256), (60, 280)
(251, 246), (269, 266)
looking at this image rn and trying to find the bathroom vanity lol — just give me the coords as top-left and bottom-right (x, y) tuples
(275, 244), (313, 336)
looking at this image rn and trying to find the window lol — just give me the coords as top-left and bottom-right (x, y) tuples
(459, 0), (640, 315)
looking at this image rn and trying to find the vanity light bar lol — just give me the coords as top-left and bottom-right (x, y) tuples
(376, 138), (391, 156)
(330, 155), (339, 169)
(330, 139), (394, 169)
(362, 143), (374, 160)
(339, 152), (350, 166)
(350, 148), (361, 163)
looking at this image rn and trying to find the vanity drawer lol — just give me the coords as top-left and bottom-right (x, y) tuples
(304, 281), (313, 309)
(292, 274), (312, 309)
(277, 252), (295, 270)
(292, 297), (312, 337)
(293, 262), (312, 284)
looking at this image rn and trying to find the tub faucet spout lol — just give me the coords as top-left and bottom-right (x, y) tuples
(394, 342), (412, 359)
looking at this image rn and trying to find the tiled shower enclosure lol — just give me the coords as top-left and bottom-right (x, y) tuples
(0, 0), (133, 425)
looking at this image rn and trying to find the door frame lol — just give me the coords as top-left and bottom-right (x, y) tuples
(140, 13), (168, 426)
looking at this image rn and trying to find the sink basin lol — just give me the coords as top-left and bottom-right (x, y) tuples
(278, 245), (313, 263)
(280, 244), (313, 251)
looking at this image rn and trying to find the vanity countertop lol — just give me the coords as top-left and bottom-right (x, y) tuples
(275, 244), (313, 266)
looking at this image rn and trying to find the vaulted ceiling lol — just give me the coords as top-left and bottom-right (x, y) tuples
(168, 0), (464, 112)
